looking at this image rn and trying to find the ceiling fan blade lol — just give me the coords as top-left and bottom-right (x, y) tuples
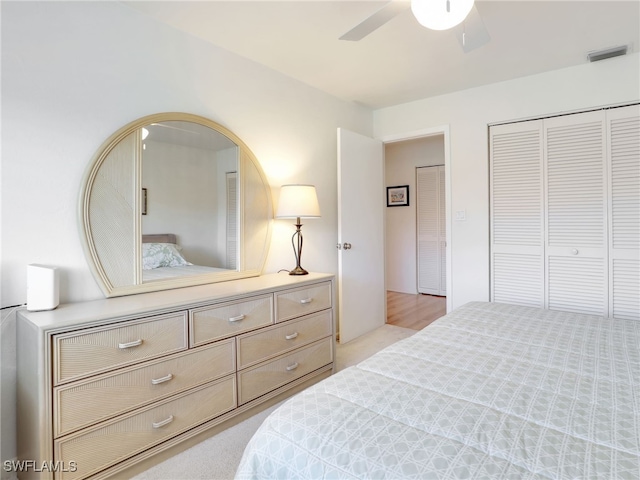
(339, 1), (410, 41)
(454, 4), (490, 53)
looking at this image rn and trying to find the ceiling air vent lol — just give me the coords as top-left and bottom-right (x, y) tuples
(587, 45), (628, 62)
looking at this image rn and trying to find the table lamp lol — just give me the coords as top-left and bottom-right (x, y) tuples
(275, 184), (321, 275)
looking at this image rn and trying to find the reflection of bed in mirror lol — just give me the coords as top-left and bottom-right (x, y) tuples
(141, 234), (229, 282)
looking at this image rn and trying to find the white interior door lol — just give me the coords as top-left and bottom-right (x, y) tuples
(438, 166), (446, 295)
(417, 165), (446, 295)
(337, 128), (385, 344)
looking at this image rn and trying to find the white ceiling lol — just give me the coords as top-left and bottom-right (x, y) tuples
(124, 1), (640, 109)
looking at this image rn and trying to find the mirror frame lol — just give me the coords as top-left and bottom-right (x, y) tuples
(79, 112), (273, 297)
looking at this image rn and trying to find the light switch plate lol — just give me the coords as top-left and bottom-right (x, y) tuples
(455, 210), (466, 221)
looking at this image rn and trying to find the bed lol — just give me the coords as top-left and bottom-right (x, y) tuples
(141, 234), (229, 282)
(235, 301), (640, 479)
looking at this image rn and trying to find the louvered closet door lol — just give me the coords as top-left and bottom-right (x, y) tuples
(544, 111), (608, 316)
(417, 166), (445, 295)
(226, 171), (238, 270)
(490, 120), (544, 307)
(438, 167), (446, 295)
(607, 105), (640, 320)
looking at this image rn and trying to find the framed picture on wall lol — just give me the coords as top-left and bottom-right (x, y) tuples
(387, 185), (409, 207)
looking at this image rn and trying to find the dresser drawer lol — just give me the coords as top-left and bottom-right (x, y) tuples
(53, 312), (188, 385)
(53, 339), (235, 438)
(190, 294), (273, 347)
(238, 337), (333, 405)
(275, 281), (332, 322)
(54, 376), (236, 480)
(237, 310), (332, 369)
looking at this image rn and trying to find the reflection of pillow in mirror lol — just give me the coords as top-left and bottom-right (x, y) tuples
(142, 243), (193, 270)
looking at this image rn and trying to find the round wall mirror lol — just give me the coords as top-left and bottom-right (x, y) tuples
(79, 112), (272, 297)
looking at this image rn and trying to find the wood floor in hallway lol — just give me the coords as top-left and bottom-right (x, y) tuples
(386, 291), (446, 331)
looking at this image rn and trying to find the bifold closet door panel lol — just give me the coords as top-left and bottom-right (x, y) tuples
(489, 120), (544, 307)
(608, 105), (640, 320)
(544, 110), (608, 316)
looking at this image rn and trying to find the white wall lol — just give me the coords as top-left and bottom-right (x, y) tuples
(0, 1), (371, 470)
(385, 137), (444, 294)
(375, 52), (640, 309)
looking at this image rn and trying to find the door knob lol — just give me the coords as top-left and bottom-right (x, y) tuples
(336, 243), (352, 250)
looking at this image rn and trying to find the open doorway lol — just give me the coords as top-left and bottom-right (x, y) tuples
(384, 135), (447, 330)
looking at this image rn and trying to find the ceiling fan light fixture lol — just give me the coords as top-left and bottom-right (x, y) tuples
(411, 0), (475, 31)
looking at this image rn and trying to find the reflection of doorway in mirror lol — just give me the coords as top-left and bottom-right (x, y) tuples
(226, 172), (238, 270)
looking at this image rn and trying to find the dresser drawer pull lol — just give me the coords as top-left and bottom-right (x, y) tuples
(152, 415), (174, 429)
(300, 298), (313, 305)
(228, 314), (246, 323)
(151, 373), (174, 385)
(118, 339), (143, 349)
(285, 332), (299, 340)
(286, 362), (299, 372)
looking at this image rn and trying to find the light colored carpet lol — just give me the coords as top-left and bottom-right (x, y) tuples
(131, 323), (415, 480)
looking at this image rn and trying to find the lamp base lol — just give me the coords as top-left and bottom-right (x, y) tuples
(289, 266), (309, 275)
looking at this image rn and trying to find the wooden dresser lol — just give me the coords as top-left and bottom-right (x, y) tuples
(16, 273), (335, 480)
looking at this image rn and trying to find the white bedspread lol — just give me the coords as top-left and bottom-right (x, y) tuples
(235, 302), (640, 479)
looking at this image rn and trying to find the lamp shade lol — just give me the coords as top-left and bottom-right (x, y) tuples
(411, 0), (474, 31)
(276, 184), (321, 219)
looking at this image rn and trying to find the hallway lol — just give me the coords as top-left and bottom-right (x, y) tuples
(386, 291), (446, 331)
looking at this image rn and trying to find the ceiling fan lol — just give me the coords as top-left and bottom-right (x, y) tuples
(339, 0), (490, 53)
